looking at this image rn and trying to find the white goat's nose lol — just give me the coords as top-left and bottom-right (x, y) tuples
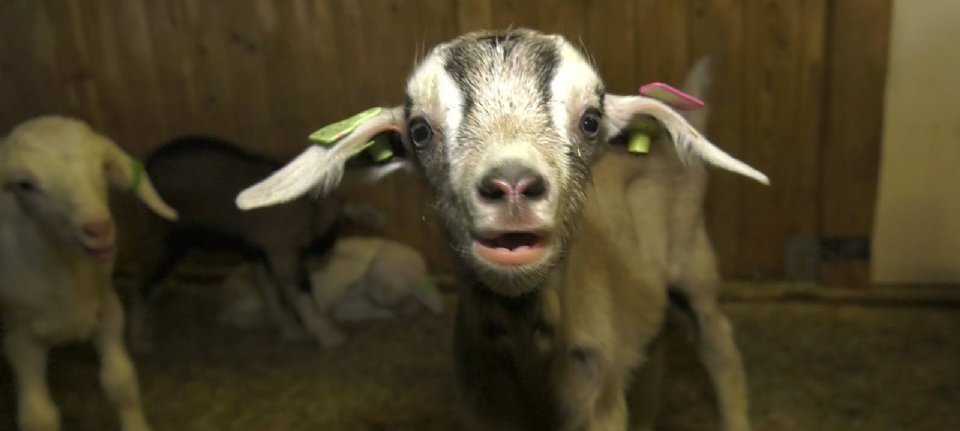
(81, 219), (114, 241)
(477, 161), (548, 203)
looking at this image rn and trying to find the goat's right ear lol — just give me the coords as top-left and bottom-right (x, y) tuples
(236, 107), (406, 211)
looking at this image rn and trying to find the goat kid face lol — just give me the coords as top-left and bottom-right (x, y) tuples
(403, 31), (606, 292)
(1, 117), (178, 262)
(236, 29), (768, 296)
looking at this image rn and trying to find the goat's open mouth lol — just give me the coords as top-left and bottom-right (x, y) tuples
(472, 232), (548, 267)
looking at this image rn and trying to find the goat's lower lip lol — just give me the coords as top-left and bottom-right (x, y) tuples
(472, 232), (548, 267)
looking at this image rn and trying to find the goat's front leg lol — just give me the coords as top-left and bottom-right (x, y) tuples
(4, 329), (59, 431)
(558, 347), (628, 431)
(267, 250), (346, 348)
(581, 384), (628, 431)
(585, 391), (628, 431)
(127, 237), (184, 353)
(251, 261), (306, 341)
(94, 290), (152, 431)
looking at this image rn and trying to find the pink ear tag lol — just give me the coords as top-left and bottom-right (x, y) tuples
(638, 82), (704, 111)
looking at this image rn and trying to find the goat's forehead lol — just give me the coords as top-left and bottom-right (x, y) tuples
(405, 31), (603, 117)
(4, 121), (102, 166)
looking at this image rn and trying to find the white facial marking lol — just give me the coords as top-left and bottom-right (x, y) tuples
(551, 42), (601, 135)
(406, 53), (451, 121)
(438, 71), (464, 158)
(548, 41), (603, 192)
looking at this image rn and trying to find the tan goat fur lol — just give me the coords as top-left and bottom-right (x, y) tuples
(236, 29), (764, 430)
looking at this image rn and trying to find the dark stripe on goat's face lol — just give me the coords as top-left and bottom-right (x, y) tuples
(443, 43), (478, 115)
(443, 30), (560, 122)
(531, 41), (559, 110)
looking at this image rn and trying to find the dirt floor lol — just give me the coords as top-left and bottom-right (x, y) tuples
(1, 281), (959, 431)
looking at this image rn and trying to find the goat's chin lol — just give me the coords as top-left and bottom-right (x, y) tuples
(467, 255), (555, 297)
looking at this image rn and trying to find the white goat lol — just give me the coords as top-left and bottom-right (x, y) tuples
(219, 237), (443, 330)
(237, 30), (767, 431)
(310, 236), (443, 321)
(0, 116), (177, 431)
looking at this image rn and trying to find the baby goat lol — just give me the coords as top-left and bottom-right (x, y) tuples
(128, 137), (344, 350)
(237, 30), (767, 430)
(0, 117), (176, 431)
(308, 236), (443, 321)
(219, 237), (443, 330)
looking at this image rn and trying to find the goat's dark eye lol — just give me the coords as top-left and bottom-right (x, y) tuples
(579, 109), (602, 137)
(408, 117), (433, 147)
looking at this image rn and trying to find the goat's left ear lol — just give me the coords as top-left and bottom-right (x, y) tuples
(101, 138), (179, 220)
(603, 94), (769, 185)
(236, 106), (406, 210)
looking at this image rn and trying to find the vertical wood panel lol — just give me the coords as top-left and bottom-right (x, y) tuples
(633, 0), (688, 86)
(737, 0), (826, 278)
(0, 0), (891, 281)
(585, 0), (638, 94)
(457, 0), (493, 32)
(140, 0), (197, 146)
(819, 0), (891, 287)
(699, 0), (747, 276)
(536, 0), (584, 38)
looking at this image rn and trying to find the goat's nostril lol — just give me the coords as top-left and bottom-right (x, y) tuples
(81, 220), (114, 239)
(515, 175), (547, 200)
(478, 177), (511, 201)
(478, 162), (549, 203)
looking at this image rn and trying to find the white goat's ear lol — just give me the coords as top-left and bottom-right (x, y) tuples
(236, 106), (405, 211)
(102, 138), (179, 220)
(603, 94), (769, 185)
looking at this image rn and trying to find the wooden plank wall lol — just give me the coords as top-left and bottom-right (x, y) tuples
(819, 0), (891, 286)
(0, 0), (890, 282)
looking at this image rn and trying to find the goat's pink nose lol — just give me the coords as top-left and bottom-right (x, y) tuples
(81, 219), (114, 240)
(477, 162), (548, 202)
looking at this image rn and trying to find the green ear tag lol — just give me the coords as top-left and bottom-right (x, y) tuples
(129, 159), (144, 192)
(309, 107), (383, 146)
(307, 107), (394, 162)
(628, 117), (661, 155)
(367, 135), (394, 163)
(628, 133), (651, 154)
